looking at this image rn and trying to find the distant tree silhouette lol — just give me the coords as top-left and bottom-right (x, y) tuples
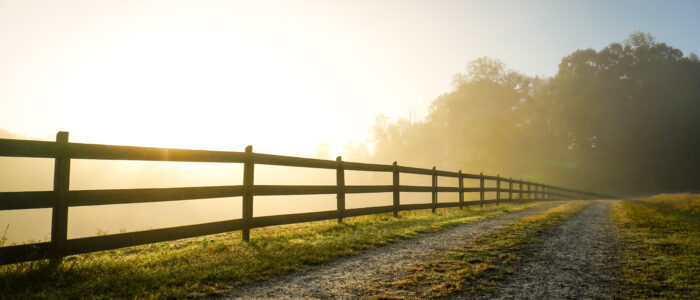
(357, 33), (700, 196)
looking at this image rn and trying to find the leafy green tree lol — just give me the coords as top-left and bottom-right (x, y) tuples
(358, 33), (700, 196)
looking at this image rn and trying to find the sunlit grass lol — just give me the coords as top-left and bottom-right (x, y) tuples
(370, 201), (589, 298)
(611, 194), (700, 298)
(0, 201), (549, 299)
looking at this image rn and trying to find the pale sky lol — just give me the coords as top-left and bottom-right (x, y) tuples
(2, 0), (699, 157)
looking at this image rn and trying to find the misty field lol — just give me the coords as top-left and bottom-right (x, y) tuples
(1, 3), (700, 296)
(612, 194), (700, 298)
(2, 195), (698, 299)
(0, 202), (548, 299)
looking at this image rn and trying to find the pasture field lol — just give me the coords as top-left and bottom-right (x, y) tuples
(612, 194), (700, 298)
(0, 201), (548, 299)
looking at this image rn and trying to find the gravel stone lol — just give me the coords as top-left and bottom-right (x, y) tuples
(456, 200), (622, 300)
(217, 203), (564, 299)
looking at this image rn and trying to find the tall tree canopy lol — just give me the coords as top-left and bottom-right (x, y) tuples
(354, 33), (700, 196)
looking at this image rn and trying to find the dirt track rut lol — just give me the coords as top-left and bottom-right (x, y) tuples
(218, 203), (564, 299)
(460, 200), (622, 299)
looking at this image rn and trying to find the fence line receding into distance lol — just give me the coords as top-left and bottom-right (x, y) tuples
(0, 132), (609, 265)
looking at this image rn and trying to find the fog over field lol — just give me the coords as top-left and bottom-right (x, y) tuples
(0, 134), (454, 244)
(2, 1), (699, 246)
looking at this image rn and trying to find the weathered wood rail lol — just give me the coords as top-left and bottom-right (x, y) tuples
(0, 132), (609, 265)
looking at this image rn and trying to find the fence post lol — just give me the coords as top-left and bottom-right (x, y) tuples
(552, 187), (556, 200)
(527, 182), (532, 201)
(496, 175), (501, 206)
(458, 170), (464, 209)
(543, 185), (547, 200)
(392, 161), (399, 217)
(534, 183), (538, 200)
(540, 185), (543, 200)
(242, 145), (254, 242)
(508, 177), (513, 202)
(542, 184), (545, 200)
(519, 179), (523, 200)
(479, 172), (484, 208)
(336, 156), (346, 223)
(51, 131), (70, 263)
(431, 167), (437, 213)
(540, 184), (543, 200)
(532, 183), (540, 201)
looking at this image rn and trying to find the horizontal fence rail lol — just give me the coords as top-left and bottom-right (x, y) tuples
(0, 132), (612, 265)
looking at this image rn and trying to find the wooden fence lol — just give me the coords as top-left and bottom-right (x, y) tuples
(0, 132), (609, 265)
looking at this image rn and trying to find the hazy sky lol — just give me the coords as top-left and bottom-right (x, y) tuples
(2, 0), (699, 157)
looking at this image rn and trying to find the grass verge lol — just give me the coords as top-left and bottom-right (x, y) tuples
(0, 201), (550, 299)
(370, 200), (591, 298)
(611, 193), (699, 299)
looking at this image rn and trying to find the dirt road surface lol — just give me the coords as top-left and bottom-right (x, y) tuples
(458, 200), (622, 299)
(218, 203), (564, 299)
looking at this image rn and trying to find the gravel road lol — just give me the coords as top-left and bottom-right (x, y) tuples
(458, 200), (622, 299)
(217, 202), (564, 299)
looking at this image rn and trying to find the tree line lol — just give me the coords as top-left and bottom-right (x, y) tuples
(347, 33), (700, 197)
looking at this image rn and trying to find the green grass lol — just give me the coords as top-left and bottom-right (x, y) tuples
(370, 201), (591, 298)
(611, 194), (700, 299)
(0, 201), (550, 299)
